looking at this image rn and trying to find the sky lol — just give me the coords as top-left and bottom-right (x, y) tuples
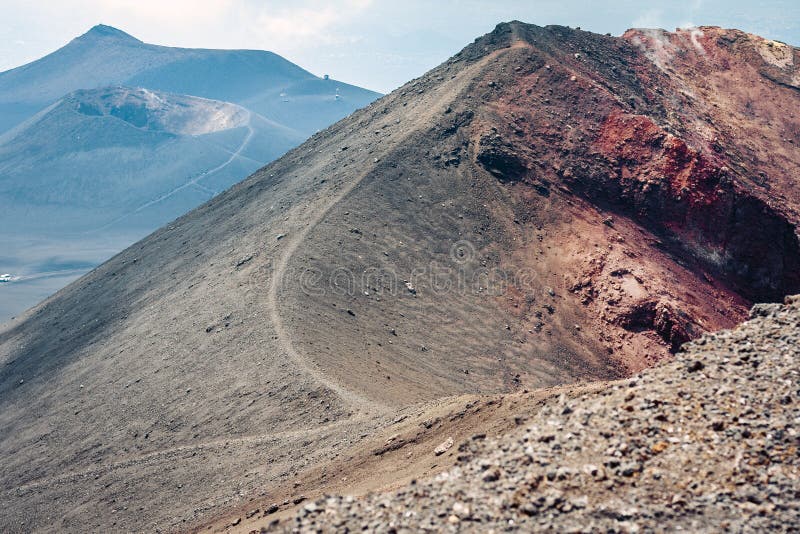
(1, 0), (798, 93)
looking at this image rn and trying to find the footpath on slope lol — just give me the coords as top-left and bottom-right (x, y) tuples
(95, 111), (255, 232)
(286, 296), (800, 532)
(264, 42), (533, 416)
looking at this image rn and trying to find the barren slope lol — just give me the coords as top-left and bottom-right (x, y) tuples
(1, 22), (799, 532)
(287, 295), (800, 532)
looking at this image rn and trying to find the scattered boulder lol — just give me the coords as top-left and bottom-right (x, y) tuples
(235, 254), (254, 267)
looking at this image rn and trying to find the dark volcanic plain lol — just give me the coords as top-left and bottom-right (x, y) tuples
(1, 21), (799, 533)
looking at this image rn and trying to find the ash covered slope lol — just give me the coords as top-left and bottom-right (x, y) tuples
(275, 21), (800, 405)
(0, 21), (799, 533)
(292, 295), (800, 532)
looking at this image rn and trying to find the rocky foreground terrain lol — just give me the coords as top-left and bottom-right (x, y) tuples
(288, 296), (800, 532)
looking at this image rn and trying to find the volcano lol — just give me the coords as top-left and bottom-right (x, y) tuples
(0, 24), (380, 323)
(0, 24), (380, 136)
(0, 21), (798, 533)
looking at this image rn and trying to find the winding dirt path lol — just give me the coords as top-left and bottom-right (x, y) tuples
(265, 47), (515, 415)
(96, 112), (256, 231)
(266, 172), (390, 414)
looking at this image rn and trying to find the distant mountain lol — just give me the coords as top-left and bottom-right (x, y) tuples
(0, 86), (302, 234)
(0, 24), (380, 135)
(0, 25), (380, 322)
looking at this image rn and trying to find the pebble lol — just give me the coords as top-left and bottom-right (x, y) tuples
(434, 437), (454, 456)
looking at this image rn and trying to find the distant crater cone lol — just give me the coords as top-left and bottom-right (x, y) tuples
(69, 86), (249, 135)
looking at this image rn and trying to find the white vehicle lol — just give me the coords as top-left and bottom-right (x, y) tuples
(0, 274), (12, 283)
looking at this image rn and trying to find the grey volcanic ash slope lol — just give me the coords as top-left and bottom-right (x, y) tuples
(291, 296), (800, 532)
(1, 21), (799, 532)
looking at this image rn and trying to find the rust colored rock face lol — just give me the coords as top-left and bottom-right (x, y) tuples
(462, 22), (800, 370)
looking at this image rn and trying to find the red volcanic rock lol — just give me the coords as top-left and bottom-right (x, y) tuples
(594, 110), (725, 210)
(464, 22), (800, 370)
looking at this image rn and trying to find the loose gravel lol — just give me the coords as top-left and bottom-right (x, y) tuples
(287, 296), (800, 532)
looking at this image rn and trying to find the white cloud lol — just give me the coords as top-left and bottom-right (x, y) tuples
(632, 9), (665, 29)
(243, 1), (374, 48)
(75, 0), (235, 25)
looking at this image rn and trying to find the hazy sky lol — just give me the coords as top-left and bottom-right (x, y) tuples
(1, 0), (798, 93)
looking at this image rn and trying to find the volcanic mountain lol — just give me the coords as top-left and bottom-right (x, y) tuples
(0, 86), (302, 235)
(0, 25), (380, 322)
(0, 24), (380, 136)
(0, 84), (303, 323)
(1, 22), (798, 533)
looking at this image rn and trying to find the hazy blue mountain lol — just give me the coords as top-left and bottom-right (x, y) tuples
(0, 26), (381, 322)
(0, 86), (302, 233)
(0, 24), (380, 135)
(0, 86), (305, 321)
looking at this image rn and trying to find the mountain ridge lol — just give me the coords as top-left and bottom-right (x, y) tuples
(0, 23), (379, 133)
(1, 20), (798, 532)
(74, 23), (143, 43)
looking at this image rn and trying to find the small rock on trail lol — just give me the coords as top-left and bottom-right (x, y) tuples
(434, 436), (454, 456)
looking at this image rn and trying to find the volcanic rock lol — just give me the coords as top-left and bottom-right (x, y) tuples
(290, 296), (800, 532)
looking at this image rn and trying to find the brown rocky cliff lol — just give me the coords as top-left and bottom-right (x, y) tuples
(449, 23), (800, 370)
